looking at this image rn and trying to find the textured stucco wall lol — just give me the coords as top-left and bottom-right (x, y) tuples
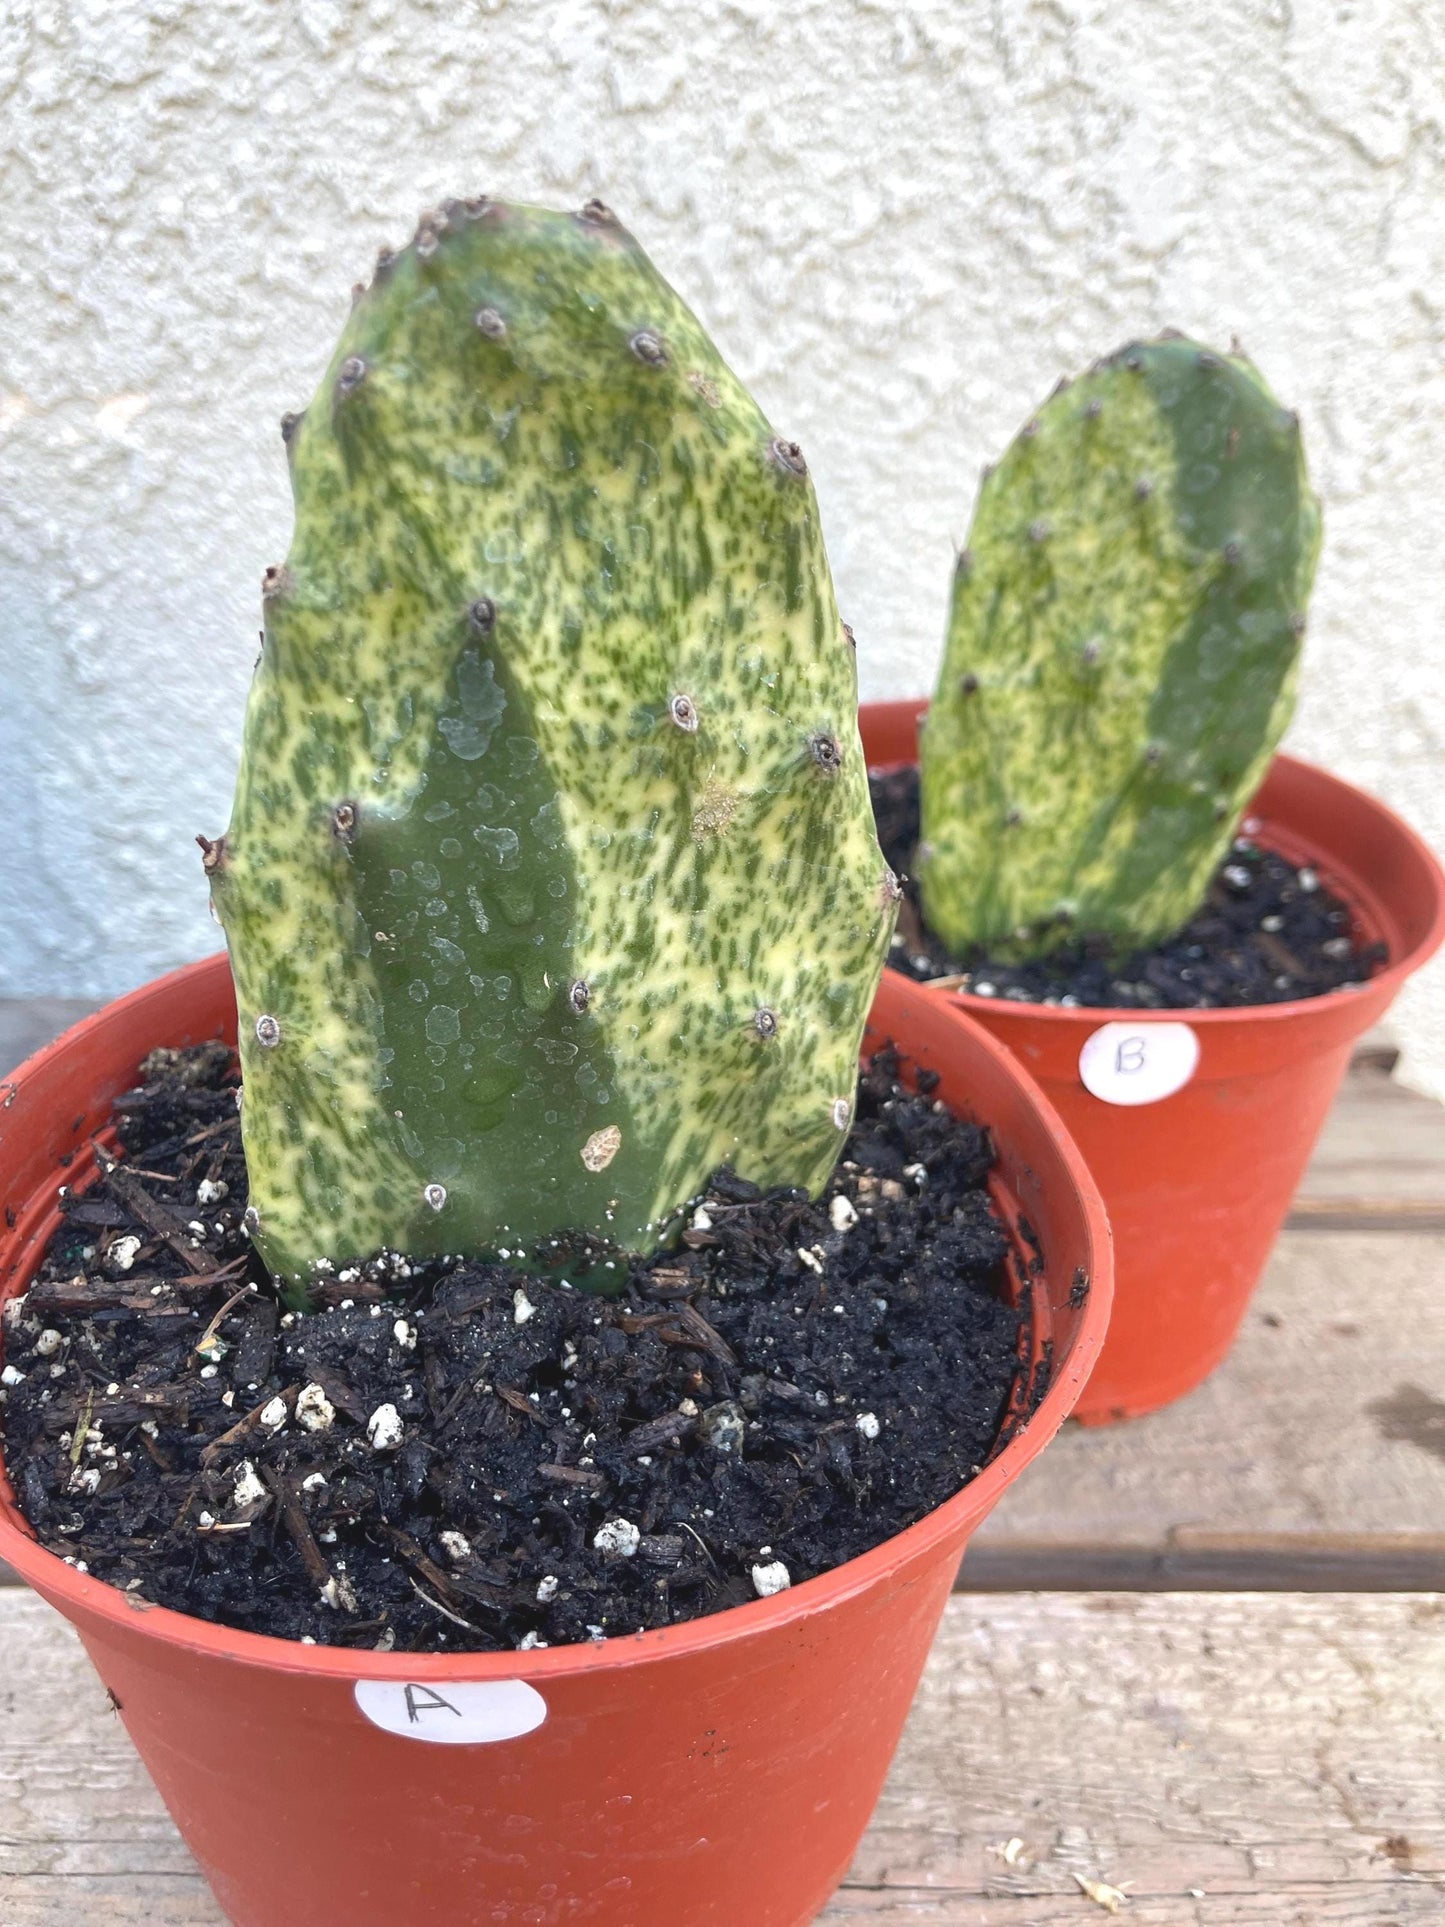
(4, 0), (1444, 1089)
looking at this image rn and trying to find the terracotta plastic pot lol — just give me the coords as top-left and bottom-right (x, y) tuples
(0, 952), (1109, 1927)
(861, 697), (1445, 1424)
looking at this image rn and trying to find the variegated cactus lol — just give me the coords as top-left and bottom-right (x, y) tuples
(206, 198), (896, 1294)
(920, 336), (1321, 959)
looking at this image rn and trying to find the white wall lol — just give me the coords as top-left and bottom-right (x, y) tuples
(4, 0), (1444, 1091)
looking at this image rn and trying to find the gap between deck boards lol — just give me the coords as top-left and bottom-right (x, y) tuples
(957, 1533), (1445, 1593)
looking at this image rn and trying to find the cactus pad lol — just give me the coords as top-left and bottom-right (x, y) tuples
(919, 337), (1321, 960)
(212, 199), (895, 1292)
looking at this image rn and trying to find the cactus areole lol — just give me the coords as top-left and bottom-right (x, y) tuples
(210, 198), (896, 1294)
(919, 337), (1322, 962)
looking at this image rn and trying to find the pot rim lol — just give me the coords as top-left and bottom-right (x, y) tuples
(866, 697), (1445, 1030)
(0, 959), (1111, 1684)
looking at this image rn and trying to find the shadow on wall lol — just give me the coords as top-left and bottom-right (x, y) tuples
(0, 593), (99, 998)
(0, 574), (229, 1005)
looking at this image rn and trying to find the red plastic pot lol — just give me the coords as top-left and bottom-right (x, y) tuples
(862, 697), (1445, 1424)
(0, 952), (1109, 1927)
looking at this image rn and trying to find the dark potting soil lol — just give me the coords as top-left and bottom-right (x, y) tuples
(1, 1042), (1026, 1655)
(871, 765), (1386, 1010)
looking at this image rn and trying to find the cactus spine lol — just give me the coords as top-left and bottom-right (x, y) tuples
(210, 199), (895, 1293)
(919, 337), (1321, 960)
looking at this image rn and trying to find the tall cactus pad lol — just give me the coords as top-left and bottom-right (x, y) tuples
(919, 338), (1321, 959)
(212, 199), (895, 1291)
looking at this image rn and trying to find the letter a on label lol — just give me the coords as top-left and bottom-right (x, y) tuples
(354, 1678), (548, 1744)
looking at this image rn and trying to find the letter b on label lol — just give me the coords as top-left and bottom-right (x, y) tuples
(1078, 1021), (1200, 1106)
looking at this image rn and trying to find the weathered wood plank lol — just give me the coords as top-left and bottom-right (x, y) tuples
(968, 1229), (1445, 1582)
(1, 1889), (222, 1926)
(1295, 1061), (1445, 1209)
(0, 1591), (1440, 1923)
(820, 1589), (1445, 1920)
(822, 1893), (1445, 1921)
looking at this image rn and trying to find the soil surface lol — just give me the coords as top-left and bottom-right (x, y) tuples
(2, 1043), (1025, 1654)
(872, 765), (1386, 1009)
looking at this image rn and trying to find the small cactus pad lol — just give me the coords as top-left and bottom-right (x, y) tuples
(212, 199), (894, 1290)
(919, 337), (1321, 959)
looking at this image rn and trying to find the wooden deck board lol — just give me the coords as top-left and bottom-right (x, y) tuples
(1289, 1060), (1445, 1210)
(822, 1894), (1445, 1920)
(820, 1592), (1445, 1919)
(966, 1227), (1445, 1587)
(0, 1590), (1440, 1924)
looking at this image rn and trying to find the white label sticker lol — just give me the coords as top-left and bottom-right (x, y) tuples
(1078, 1021), (1200, 1106)
(354, 1677), (548, 1745)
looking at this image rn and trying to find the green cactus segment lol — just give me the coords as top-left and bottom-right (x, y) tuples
(919, 338), (1321, 960)
(213, 200), (894, 1289)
